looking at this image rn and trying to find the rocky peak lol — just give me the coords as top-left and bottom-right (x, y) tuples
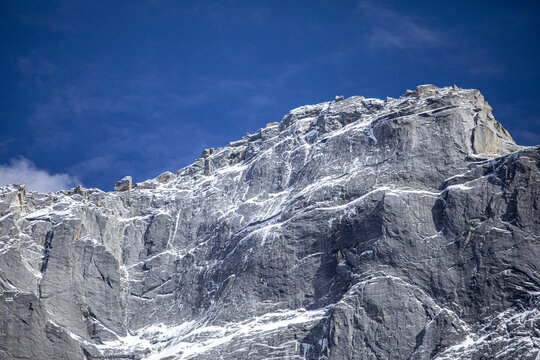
(0, 85), (538, 360)
(170, 85), (518, 193)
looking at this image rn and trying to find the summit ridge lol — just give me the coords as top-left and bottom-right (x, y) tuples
(0, 85), (538, 359)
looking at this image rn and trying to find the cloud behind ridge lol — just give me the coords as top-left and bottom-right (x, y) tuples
(0, 157), (79, 193)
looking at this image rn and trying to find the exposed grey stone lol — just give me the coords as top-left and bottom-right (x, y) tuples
(416, 84), (439, 95)
(201, 148), (214, 159)
(134, 180), (158, 190)
(155, 171), (175, 183)
(0, 85), (538, 360)
(0, 292), (86, 360)
(113, 176), (132, 192)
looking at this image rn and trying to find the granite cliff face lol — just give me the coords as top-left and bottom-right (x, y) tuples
(0, 85), (539, 359)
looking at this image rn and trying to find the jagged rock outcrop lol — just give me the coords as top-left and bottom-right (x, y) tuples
(0, 85), (539, 359)
(114, 176), (132, 192)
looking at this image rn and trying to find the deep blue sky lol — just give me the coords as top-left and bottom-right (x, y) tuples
(1, 0), (539, 191)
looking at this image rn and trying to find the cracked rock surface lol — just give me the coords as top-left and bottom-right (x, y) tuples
(0, 85), (539, 359)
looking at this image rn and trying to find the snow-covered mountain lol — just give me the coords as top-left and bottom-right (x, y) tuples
(1, 85), (539, 359)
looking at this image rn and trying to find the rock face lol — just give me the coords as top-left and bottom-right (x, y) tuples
(114, 176), (132, 192)
(0, 85), (539, 359)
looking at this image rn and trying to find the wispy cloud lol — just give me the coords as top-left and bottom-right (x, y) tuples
(356, 1), (443, 51)
(468, 64), (504, 76)
(19, 60), (288, 187)
(12, 1), (87, 32)
(510, 129), (540, 145)
(0, 157), (79, 193)
(0, 138), (15, 153)
(191, 1), (270, 25)
(491, 99), (540, 146)
(353, 1), (515, 79)
(25, 71), (209, 128)
(17, 56), (57, 76)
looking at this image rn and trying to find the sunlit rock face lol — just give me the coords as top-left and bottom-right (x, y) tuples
(1, 85), (539, 360)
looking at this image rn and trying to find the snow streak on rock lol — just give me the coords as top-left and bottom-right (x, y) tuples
(0, 85), (539, 359)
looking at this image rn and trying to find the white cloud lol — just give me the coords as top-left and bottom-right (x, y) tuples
(357, 1), (443, 51)
(0, 157), (79, 193)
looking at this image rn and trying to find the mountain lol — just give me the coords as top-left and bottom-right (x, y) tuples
(0, 85), (539, 360)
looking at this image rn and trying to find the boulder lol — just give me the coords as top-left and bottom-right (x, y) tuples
(201, 148), (214, 159)
(113, 176), (132, 192)
(155, 171), (175, 183)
